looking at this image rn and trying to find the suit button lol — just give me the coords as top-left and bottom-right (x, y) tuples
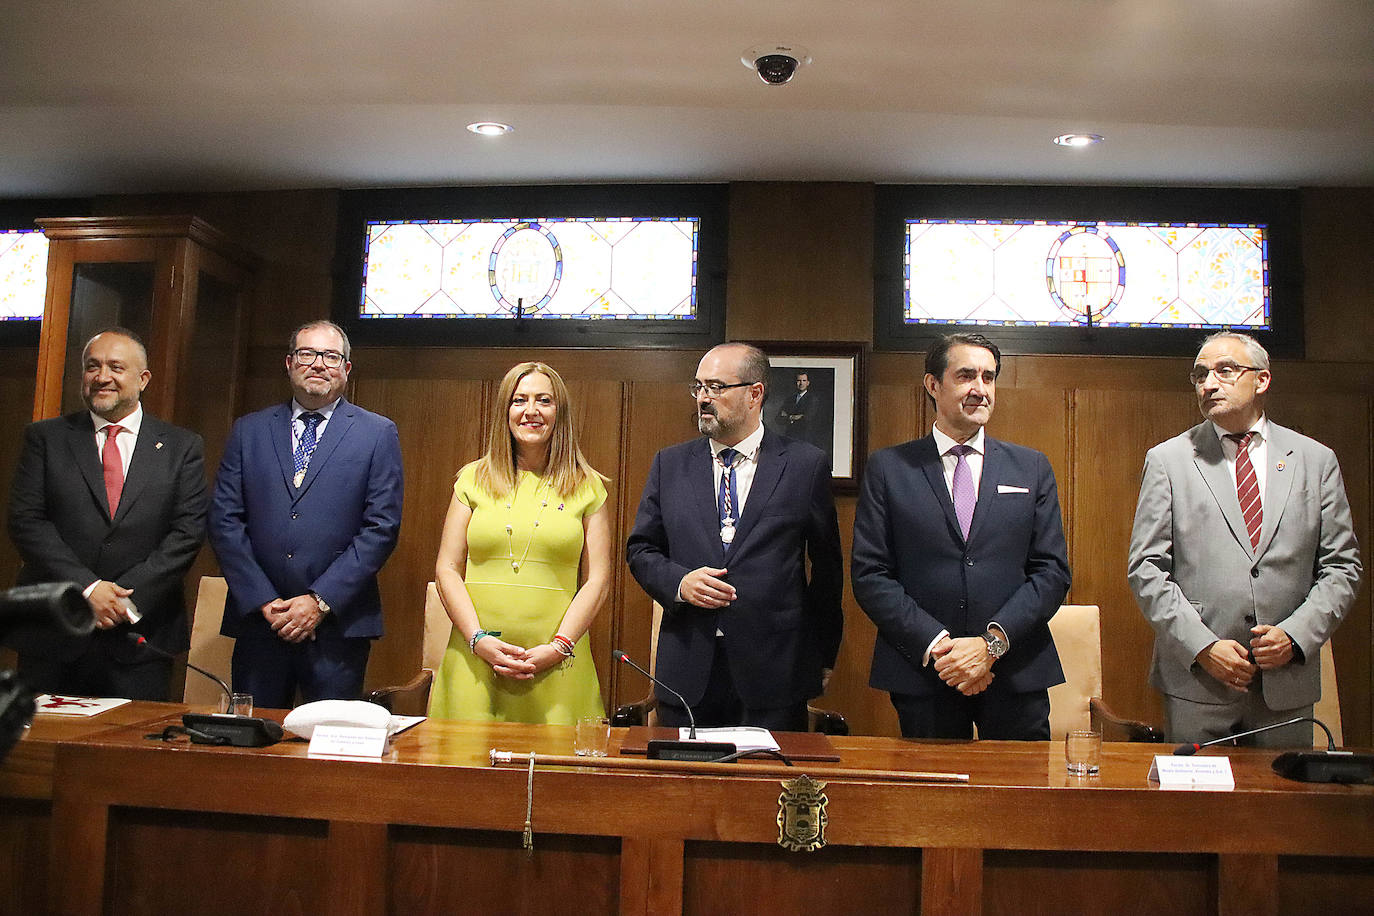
(286, 552), (293, 559)
(959, 599), (967, 610)
(1245, 614), (1256, 624)
(965, 558), (975, 567)
(291, 512), (299, 519)
(1250, 567), (1259, 578)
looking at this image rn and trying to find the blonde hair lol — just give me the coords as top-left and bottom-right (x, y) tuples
(473, 362), (606, 499)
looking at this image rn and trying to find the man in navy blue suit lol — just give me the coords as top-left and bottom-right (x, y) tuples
(853, 333), (1070, 739)
(209, 320), (403, 707)
(627, 343), (843, 732)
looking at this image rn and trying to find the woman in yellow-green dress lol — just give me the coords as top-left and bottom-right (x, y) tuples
(428, 362), (611, 724)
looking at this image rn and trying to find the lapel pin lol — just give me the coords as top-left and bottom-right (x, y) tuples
(1275, 460), (1285, 471)
(155, 441), (164, 450)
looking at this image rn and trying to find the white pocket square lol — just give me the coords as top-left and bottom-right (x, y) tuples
(997, 484), (1029, 494)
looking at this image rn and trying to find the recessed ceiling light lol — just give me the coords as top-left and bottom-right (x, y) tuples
(467, 121), (513, 137)
(1053, 133), (1104, 148)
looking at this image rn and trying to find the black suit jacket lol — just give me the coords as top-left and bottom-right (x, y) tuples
(626, 430), (843, 709)
(6, 411), (208, 663)
(852, 434), (1070, 699)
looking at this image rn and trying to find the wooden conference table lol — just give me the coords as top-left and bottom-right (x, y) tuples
(2, 703), (1371, 916)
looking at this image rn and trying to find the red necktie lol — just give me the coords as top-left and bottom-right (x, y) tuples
(1227, 432), (1262, 550)
(102, 424), (125, 515)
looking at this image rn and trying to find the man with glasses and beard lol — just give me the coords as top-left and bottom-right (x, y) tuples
(209, 320), (403, 707)
(627, 343), (843, 731)
(1128, 332), (1360, 747)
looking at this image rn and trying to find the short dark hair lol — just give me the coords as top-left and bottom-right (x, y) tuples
(289, 320), (351, 360)
(924, 333), (1002, 382)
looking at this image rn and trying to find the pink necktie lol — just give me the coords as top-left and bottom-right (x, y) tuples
(950, 444), (975, 540)
(1227, 432), (1262, 550)
(102, 424), (124, 515)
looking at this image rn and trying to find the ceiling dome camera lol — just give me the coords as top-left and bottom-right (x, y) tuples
(741, 44), (811, 86)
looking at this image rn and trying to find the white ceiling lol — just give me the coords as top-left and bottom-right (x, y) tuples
(2, 0), (1371, 196)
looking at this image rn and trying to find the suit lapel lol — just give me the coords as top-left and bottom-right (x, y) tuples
(729, 431), (785, 553)
(689, 438), (722, 560)
(916, 435), (964, 543)
(1190, 424), (1254, 558)
(295, 400), (354, 501)
(1256, 423), (1297, 557)
(112, 416), (165, 524)
(270, 402), (298, 494)
(63, 414), (110, 519)
(968, 438), (1004, 543)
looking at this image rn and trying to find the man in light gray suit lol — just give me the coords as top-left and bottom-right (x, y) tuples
(1128, 332), (1361, 747)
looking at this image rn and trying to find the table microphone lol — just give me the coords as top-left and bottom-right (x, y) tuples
(1171, 714), (1372, 785)
(611, 649), (736, 762)
(127, 632), (283, 747)
(126, 631), (231, 707)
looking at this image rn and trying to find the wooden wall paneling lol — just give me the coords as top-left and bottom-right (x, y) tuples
(0, 349), (39, 596)
(834, 381), (923, 737)
(1071, 388), (1200, 727)
(350, 377), (488, 694)
(983, 383), (1073, 596)
(616, 380), (701, 708)
(564, 378), (626, 714)
(1264, 389), (1372, 747)
(725, 182), (875, 342)
(1300, 188), (1374, 363)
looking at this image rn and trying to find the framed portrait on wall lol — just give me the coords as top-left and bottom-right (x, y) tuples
(746, 341), (868, 493)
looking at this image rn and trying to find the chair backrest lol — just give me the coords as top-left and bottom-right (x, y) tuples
(1046, 604), (1102, 740)
(185, 576), (233, 707)
(422, 582), (452, 672)
(1315, 641), (1343, 747)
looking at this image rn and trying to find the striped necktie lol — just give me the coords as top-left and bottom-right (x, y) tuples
(1226, 432), (1262, 550)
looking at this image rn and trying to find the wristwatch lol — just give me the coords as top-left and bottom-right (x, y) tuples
(982, 629), (1008, 659)
(311, 592), (331, 616)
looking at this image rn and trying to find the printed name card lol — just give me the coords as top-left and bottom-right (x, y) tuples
(1148, 755), (1235, 790)
(307, 724), (389, 759)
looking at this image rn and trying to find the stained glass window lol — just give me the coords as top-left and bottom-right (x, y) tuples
(0, 229), (49, 321)
(904, 220), (1269, 329)
(359, 217), (699, 320)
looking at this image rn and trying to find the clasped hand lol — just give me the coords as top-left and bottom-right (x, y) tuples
(932, 635), (995, 696)
(87, 580), (135, 629)
(262, 595), (323, 644)
(474, 636), (563, 679)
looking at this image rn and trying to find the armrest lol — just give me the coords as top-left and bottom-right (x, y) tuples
(612, 691), (655, 728)
(366, 669), (434, 717)
(1090, 696), (1164, 743)
(807, 705), (849, 736)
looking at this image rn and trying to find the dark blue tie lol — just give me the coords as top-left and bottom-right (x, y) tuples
(293, 412), (323, 486)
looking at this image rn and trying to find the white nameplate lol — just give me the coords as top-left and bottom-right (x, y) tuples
(307, 724), (389, 759)
(1148, 755), (1235, 790)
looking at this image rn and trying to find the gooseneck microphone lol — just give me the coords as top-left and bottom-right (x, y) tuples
(126, 631), (232, 709)
(611, 649), (737, 762)
(1173, 716), (1333, 756)
(612, 648), (697, 738)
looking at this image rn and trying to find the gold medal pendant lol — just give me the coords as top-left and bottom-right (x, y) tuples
(721, 519), (735, 544)
(293, 469), (306, 487)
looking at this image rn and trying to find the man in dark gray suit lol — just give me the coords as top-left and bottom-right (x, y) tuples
(1128, 331), (1362, 747)
(7, 328), (208, 699)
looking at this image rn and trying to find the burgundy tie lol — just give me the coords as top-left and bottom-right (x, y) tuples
(1227, 432), (1262, 550)
(102, 424), (125, 515)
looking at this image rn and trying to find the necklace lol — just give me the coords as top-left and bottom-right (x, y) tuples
(504, 473), (554, 573)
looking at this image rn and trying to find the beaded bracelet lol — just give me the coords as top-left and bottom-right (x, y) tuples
(469, 629), (501, 653)
(551, 633), (575, 659)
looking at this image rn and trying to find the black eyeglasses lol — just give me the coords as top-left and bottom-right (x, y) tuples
(1189, 363), (1262, 386)
(689, 381), (755, 398)
(292, 348), (346, 369)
